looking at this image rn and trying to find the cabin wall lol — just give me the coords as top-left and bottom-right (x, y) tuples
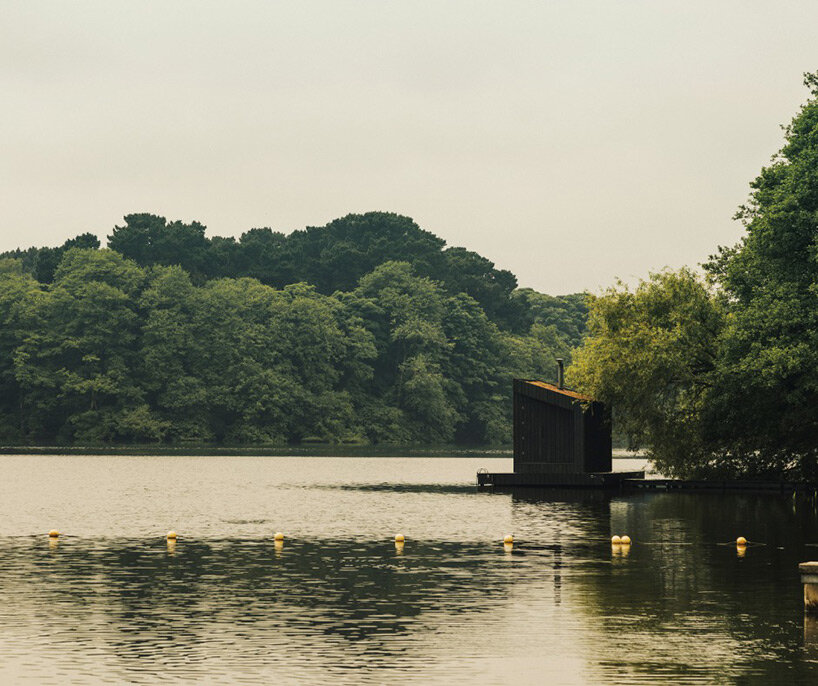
(514, 397), (576, 473)
(582, 402), (612, 472)
(513, 379), (612, 474)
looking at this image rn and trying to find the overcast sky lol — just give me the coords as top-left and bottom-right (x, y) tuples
(2, 1), (818, 293)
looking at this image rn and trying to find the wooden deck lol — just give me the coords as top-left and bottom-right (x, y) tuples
(477, 471), (818, 493)
(622, 478), (818, 494)
(476, 471), (645, 489)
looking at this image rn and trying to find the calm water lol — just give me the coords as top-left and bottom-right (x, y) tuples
(2, 454), (818, 684)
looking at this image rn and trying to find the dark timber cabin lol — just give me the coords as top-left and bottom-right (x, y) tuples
(477, 359), (643, 488)
(513, 378), (611, 475)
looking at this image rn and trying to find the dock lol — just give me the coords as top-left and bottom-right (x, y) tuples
(621, 478), (818, 494)
(481, 373), (818, 494)
(477, 472), (818, 493)
(477, 470), (645, 489)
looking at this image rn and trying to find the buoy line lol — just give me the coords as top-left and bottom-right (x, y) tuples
(36, 531), (777, 549)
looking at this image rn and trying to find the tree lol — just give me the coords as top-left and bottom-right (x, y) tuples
(139, 265), (211, 441)
(237, 228), (290, 285)
(702, 71), (818, 478)
(0, 233), (101, 284)
(351, 262), (458, 441)
(568, 269), (724, 477)
(439, 247), (520, 328)
(442, 293), (507, 443)
(108, 214), (211, 282)
(0, 260), (41, 438)
(510, 290), (589, 347)
(13, 249), (150, 442)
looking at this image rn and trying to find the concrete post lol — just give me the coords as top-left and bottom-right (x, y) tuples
(799, 562), (818, 614)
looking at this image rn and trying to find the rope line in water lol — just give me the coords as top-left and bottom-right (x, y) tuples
(38, 532), (783, 549)
(514, 538), (764, 550)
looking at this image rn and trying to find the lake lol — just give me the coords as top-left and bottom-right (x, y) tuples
(1, 454), (817, 684)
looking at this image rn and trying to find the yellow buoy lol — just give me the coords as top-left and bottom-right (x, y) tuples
(621, 535), (632, 545)
(736, 536), (747, 547)
(274, 531), (285, 541)
(611, 535), (621, 545)
(48, 530), (59, 538)
(394, 533), (405, 543)
(503, 534), (514, 545)
(166, 531), (177, 540)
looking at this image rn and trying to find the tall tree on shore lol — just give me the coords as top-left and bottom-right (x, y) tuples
(108, 214), (211, 282)
(0, 259), (41, 439)
(13, 249), (148, 442)
(568, 269), (724, 477)
(703, 71), (818, 477)
(572, 71), (818, 479)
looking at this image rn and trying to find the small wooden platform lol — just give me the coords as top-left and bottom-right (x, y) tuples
(622, 478), (818, 494)
(476, 472), (818, 493)
(477, 471), (645, 489)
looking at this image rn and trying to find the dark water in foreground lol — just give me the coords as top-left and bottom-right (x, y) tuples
(2, 455), (818, 684)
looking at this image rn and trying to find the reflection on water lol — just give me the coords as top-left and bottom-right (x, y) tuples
(1, 455), (818, 683)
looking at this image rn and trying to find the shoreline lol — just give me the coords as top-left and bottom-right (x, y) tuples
(0, 445), (646, 459)
(0, 444), (515, 458)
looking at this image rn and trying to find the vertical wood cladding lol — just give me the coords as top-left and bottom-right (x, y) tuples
(513, 379), (611, 475)
(583, 400), (613, 472)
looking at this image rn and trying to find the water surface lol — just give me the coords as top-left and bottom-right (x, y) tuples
(1, 454), (817, 684)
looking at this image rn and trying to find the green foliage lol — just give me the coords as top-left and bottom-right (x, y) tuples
(700, 71), (818, 478)
(108, 214), (211, 282)
(569, 270), (724, 477)
(101, 211), (532, 332)
(13, 249), (147, 442)
(439, 247), (521, 328)
(0, 213), (585, 446)
(0, 233), (100, 283)
(570, 72), (818, 479)
(9, 71), (818, 470)
(0, 260), (41, 439)
(510, 290), (589, 348)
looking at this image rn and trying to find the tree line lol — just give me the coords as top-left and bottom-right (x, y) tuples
(570, 71), (818, 480)
(0, 213), (586, 445)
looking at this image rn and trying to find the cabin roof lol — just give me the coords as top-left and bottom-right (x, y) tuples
(524, 380), (594, 402)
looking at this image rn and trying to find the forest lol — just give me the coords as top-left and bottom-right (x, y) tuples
(10, 74), (818, 479)
(0, 213), (586, 446)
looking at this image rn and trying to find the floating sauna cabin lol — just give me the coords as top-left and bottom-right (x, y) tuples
(513, 374), (610, 475)
(478, 359), (642, 488)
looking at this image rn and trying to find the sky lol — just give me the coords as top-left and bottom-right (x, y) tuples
(2, 1), (818, 294)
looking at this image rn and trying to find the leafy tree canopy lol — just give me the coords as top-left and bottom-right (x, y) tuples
(572, 71), (818, 479)
(569, 269), (724, 477)
(4, 211), (584, 338)
(0, 214), (583, 446)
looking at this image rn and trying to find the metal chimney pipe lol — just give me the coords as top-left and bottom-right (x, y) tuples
(556, 358), (564, 389)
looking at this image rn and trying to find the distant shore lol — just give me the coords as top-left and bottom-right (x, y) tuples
(0, 445), (646, 458)
(0, 444), (513, 458)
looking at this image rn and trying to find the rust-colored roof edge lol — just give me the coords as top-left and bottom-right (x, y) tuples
(523, 380), (595, 402)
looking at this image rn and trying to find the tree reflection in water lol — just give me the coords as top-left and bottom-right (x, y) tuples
(2, 491), (818, 682)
